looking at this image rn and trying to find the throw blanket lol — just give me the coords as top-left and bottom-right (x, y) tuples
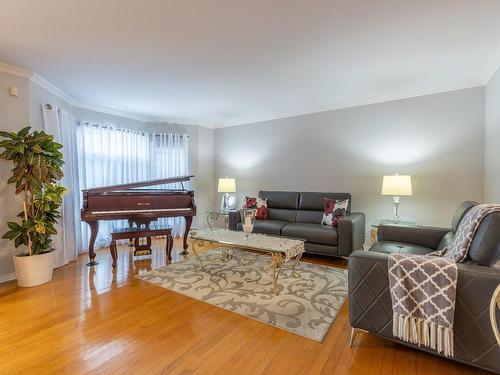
(388, 204), (500, 357)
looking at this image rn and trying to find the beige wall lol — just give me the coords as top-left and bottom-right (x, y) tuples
(214, 87), (485, 237)
(485, 66), (500, 203)
(0, 72), (30, 282)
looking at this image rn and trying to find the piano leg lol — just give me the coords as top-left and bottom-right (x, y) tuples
(87, 220), (99, 266)
(180, 216), (193, 255)
(109, 240), (117, 268)
(127, 219), (134, 247)
(165, 233), (174, 262)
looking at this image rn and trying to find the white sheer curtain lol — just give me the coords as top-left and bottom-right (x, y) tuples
(76, 122), (189, 248)
(42, 105), (81, 267)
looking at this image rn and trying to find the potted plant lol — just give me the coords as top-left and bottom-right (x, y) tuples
(0, 126), (66, 287)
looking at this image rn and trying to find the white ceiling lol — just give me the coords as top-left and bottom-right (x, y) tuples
(1, 0), (500, 128)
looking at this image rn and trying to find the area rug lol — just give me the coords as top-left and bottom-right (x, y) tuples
(136, 248), (348, 341)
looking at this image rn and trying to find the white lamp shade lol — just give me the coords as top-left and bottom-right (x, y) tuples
(218, 178), (236, 193)
(381, 175), (412, 196)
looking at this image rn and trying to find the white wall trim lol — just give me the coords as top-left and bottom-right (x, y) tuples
(215, 79), (484, 128)
(31, 73), (77, 106)
(480, 45), (500, 85)
(73, 102), (217, 129)
(0, 62), (33, 78)
(0, 272), (16, 284)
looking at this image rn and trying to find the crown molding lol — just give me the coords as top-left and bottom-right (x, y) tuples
(0, 62), (33, 78)
(31, 73), (77, 106)
(215, 79), (484, 128)
(0, 60), (215, 129)
(73, 102), (158, 123)
(480, 46), (500, 85)
(22, 65), (217, 129)
(72, 102), (216, 129)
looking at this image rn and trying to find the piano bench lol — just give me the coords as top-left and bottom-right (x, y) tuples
(109, 226), (174, 267)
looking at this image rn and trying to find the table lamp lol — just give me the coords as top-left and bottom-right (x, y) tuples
(381, 174), (412, 223)
(218, 177), (236, 212)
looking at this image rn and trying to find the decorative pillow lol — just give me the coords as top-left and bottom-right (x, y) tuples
(244, 196), (258, 209)
(256, 205), (268, 220)
(322, 198), (349, 226)
(243, 197), (268, 220)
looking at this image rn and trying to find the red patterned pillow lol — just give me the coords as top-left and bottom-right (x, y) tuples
(322, 198), (349, 227)
(244, 196), (257, 209)
(243, 197), (268, 220)
(256, 205), (268, 220)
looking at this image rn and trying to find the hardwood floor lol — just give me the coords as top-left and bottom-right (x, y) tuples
(0, 239), (491, 375)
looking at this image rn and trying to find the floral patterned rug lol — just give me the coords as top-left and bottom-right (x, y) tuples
(136, 248), (348, 342)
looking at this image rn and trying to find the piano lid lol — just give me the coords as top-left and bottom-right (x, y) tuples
(82, 175), (194, 194)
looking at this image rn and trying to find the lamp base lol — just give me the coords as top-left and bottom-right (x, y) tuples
(393, 196), (400, 223)
(220, 193), (235, 212)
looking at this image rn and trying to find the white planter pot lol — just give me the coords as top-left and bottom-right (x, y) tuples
(13, 250), (55, 287)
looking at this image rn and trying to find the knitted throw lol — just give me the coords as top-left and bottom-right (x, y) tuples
(388, 204), (500, 357)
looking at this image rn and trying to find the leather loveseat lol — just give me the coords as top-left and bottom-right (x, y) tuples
(348, 201), (500, 373)
(228, 191), (365, 257)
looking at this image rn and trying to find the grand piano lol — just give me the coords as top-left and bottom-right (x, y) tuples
(81, 175), (196, 265)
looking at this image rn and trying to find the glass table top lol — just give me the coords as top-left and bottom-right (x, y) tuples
(190, 229), (304, 258)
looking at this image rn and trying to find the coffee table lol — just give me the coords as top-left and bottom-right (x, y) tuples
(189, 229), (305, 295)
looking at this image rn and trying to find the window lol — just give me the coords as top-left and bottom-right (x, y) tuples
(76, 122), (189, 247)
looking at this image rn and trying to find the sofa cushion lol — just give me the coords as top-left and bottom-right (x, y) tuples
(281, 223), (337, 246)
(236, 219), (288, 236)
(468, 212), (500, 266)
(369, 241), (434, 256)
(259, 191), (299, 209)
(451, 201), (478, 233)
(267, 208), (296, 222)
(298, 192), (351, 214)
(296, 210), (323, 224)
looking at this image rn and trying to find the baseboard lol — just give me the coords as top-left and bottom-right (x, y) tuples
(0, 272), (16, 284)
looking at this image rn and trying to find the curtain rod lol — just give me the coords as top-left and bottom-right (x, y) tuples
(76, 120), (189, 138)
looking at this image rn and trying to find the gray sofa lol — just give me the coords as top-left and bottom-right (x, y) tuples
(228, 191), (365, 257)
(348, 201), (500, 373)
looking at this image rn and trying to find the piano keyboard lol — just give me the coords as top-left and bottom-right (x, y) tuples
(91, 208), (188, 215)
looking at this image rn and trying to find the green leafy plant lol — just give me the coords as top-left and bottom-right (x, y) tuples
(0, 127), (66, 256)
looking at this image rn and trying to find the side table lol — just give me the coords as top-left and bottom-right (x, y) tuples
(206, 211), (235, 230)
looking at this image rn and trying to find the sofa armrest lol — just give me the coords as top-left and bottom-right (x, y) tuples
(228, 210), (241, 231)
(377, 225), (451, 250)
(348, 250), (500, 372)
(348, 250), (392, 336)
(338, 212), (365, 256)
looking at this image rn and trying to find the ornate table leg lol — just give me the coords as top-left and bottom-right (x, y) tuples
(490, 283), (500, 346)
(270, 252), (283, 295)
(191, 240), (204, 270)
(370, 227), (378, 245)
(207, 213), (217, 231)
(290, 252), (303, 278)
(220, 245), (232, 261)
